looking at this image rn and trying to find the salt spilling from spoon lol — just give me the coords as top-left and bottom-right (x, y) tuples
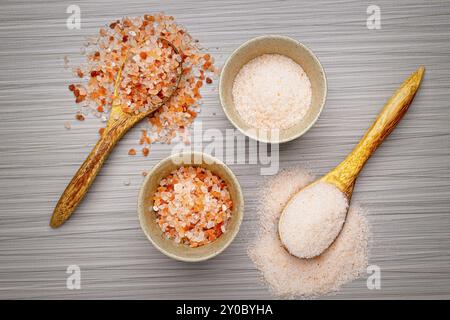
(248, 167), (369, 298)
(66, 13), (217, 153)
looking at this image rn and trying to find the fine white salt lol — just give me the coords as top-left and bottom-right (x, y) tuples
(232, 54), (312, 130)
(279, 182), (349, 259)
(248, 167), (369, 298)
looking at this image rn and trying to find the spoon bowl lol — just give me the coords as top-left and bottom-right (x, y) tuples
(279, 66), (425, 259)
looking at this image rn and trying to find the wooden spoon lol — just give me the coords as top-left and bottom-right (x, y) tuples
(278, 66), (425, 258)
(50, 39), (182, 228)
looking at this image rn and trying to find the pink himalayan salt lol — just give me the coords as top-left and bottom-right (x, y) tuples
(67, 14), (217, 152)
(152, 166), (233, 247)
(248, 166), (370, 298)
(232, 54), (312, 130)
(279, 182), (348, 259)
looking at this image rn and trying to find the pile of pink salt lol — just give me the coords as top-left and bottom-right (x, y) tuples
(232, 54), (312, 130)
(248, 166), (370, 298)
(66, 13), (217, 155)
(152, 166), (233, 247)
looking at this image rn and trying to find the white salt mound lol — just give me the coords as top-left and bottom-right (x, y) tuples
(248, 167), (369, 298)
(232, 54), (312, 130)
(279, 182), (349, 259)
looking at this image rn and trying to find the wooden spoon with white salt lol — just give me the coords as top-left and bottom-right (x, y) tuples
(278, 66), (425, 259)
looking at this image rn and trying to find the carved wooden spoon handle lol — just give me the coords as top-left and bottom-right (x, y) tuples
(50, 116), (133, 228)
(323, 66), (425, 197)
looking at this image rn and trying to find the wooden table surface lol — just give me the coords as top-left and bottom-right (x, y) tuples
(1, 0), (449, 299)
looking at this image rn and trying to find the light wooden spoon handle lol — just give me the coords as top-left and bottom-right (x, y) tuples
(323, 66), (425, 197)
(50, 115), (136, 228)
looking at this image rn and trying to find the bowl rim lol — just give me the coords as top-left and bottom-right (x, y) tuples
(219, 34), (328, 144)
(137, 151), (245, 262)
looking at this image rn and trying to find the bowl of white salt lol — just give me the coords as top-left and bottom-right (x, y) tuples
(219, 35), (327, 143)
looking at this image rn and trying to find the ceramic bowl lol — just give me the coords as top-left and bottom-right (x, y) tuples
(219, 35), (327, 143)
(138, 152), (244, 262)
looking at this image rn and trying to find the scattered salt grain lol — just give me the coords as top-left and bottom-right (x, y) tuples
(232, 54), (312, 130)
(279, 182), (348, 259)
(64, 121), (71, 130)
(248, 167), (370, 298)
(63, 56), (69, 69)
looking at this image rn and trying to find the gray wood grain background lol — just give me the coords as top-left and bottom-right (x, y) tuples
(1, 0), (449, 299)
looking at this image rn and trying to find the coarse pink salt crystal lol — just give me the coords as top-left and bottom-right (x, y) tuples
(66, 14), (216, 154)
(152, 166), (233, 247)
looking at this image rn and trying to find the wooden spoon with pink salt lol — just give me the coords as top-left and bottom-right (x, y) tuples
(50, 38), (182, 228)
(278, 66), (425, 259)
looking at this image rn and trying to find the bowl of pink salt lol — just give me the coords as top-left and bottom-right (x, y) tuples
(138, 152), (244, 262)
(219, 35), (327, 143)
